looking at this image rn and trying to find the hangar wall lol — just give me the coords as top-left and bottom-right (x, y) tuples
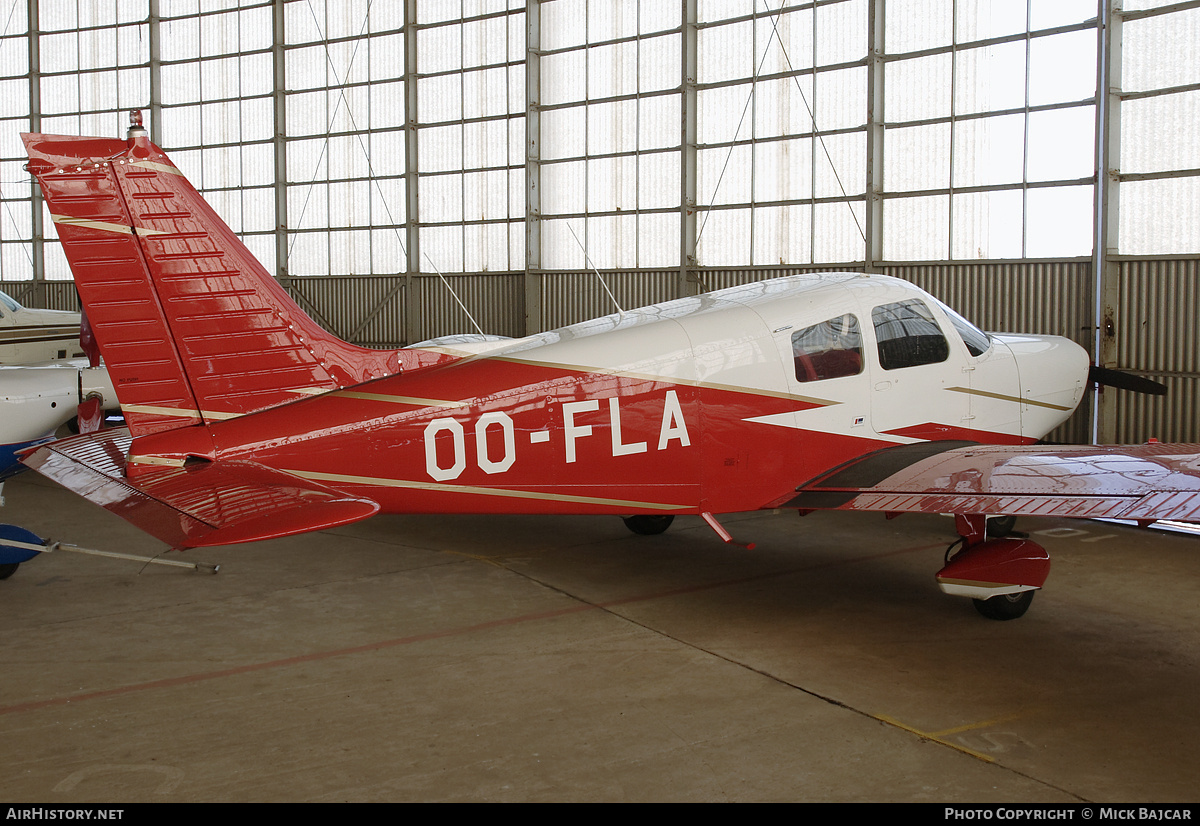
(1, 0), (1198, 444)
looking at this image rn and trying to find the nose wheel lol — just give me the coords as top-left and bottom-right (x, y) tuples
(973, 590), (1035, 620)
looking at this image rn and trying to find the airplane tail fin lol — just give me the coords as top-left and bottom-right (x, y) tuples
(23, 125), (406, 439)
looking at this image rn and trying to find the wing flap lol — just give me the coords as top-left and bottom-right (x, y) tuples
(786, 442), (1200, 523)
(23, 428), (380, 548)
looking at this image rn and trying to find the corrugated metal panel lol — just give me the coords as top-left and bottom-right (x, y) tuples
(541, 270), (677, 329)
(0, 280), (80, 311)
(409, 273), (524, 344)
(1114, 258), (1200, 443)
(281, 275), (408, 348)
(696, 264), (863, 293)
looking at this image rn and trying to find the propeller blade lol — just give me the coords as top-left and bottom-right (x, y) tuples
(1089, 365), (1168, 396)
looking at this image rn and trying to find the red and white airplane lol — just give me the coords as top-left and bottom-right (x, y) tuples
(16, 116), (1199, 619)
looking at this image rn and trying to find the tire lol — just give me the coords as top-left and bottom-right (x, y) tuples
(622, 515), (675, 536)
(973, 590), (1034, 620)
(987, 515), (1018, 538)
(0, 562), (18, 580)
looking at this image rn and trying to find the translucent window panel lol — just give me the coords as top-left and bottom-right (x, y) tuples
(755, 8), (815, 77)
(197, 145), (244, 191)
(698, 144), (752, 207)
(200, 99), (245, 144)
(638, 212), (679, 268)
(698, 83), (754, 144)
(241, 187), (277, 233)
(369, 177), (407, 226)
(419, 122), (468, 174)
(240, 142), (276, 187)
(810, 198), (861, 261)
(576, 213), (637, 269)
(287, 44), (331, 90)
(542, 106), (587, 160)
(40, 75), (81, 116)
(326, 133), (373, 180)
(419, 24), (461, 75)
(1026, 106), (1094, 183)
(462, 221), (513, 273)
(462, 169), (512, 222)
(161, 13), (200, 61)
(886, 0), (952, 54)
(329, 229), (374, 275)
(462, 119), (511, 170)
(640, 95), (678, 150)
(695, 207), (751, 266)
(699, 0), (752, 25)
(326, 180), (373, 227)
(542, 0), (587, 50)
(1119, 177), (1200, 255)
(288, 182), (330, 231)
(1123, 8), (1200, 93)
(78, 28), (119, 71)
(39, 32), (80, 73)
(1025, 185), (1093, 257)
(369, 32), (405, 81)
(753, 138), (814, 203)
(541, 51), (585, 107)
(641, 0), (680, 34)
(1029, 0), (1097, 30)
(541, 160), (586, 215)
(0, 37), (29, 78)
(462, 66), (513, 119)
(463, 15), (511, 70)
(509, 167), (524, 219)
(0, 244), (34, 281)
(755, 75), (816, 139)
(368, 80), (407, 130)
(815, 0), (866, 66)
(118, 67), (149, 107)
(235, 6), (273, 52)
(587, 156), (637, 213)
(952, 114), (1025, 187)
(637, 152), (680, 210)
(420, 225), (464, 273)
(884, 122), (951, 192)
(639, 34), (681, 93)
(200, 10), (248, 58)
(586, 99), (639, 154)
(370, 227), (405, 273)
(1028, 30), (1096, 106)
(753, 204), (812, 265)
(42, 241), (72, 281)
(886, 54), (951, 122)
(161, 62), (201, 105)
(541, 218), (586, 269)
(698, 19), (753, 84)
(814, 131), (866, 199)
(814, 66), (866, 130)
(587, 40), (638, 100)
(587, 0), (639, 41)
(954, 41), (1026, 116)
(1122, 92), (1200, 175)
(883, 194), (950, 260)
(287, 231), (330, 276)
(955, 0), (1026, 42)
(286, 137), (327, 182)
(951, 189), (1023, 259)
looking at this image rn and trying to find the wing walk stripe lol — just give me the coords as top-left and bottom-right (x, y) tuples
(120, 404), (241, 420)
(287, 469), (688, 511)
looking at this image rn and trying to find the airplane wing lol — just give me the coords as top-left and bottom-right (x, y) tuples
(22, 429), (380, 549)
(783, 440), (1200, 524)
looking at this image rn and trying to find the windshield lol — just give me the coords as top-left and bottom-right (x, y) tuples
(933, 298), (991, 357)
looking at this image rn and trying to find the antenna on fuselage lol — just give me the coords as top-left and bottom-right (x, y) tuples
(566, 221), (625, 317)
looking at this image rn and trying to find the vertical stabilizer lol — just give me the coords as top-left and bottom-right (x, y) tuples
(23, 126), (407, 438)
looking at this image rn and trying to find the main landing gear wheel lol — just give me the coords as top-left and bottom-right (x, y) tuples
(987, 515), (1019, 538)
(973, 590), (1034, 621)
(0, 562), (18, 580)
(622, 515), (675, 535)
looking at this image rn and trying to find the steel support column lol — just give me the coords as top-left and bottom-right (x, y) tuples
(864, 0), (885, 272)
(26, 0), (42, 285)
(271, 0), (288, 279)
(524, 0), (543, 334)
(680, 0), (698, 296)
(1094, 0), (1122, 443)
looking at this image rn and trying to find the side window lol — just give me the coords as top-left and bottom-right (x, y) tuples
(934, 299), (991, 357)
(791, 314), (863, 383)
(872, 299), (950, 370)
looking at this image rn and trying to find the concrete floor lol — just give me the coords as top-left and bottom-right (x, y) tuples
(2, 470), (1199, 802)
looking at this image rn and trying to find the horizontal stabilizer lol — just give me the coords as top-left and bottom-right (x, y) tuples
(23, 429), (380, 548)
(786, 441), (1200, 523)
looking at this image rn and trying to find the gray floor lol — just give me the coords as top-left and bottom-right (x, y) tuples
(2, 470), (1199, 802)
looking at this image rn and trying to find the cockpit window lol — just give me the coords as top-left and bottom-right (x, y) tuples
(933, 298), (991, 357)
(0, 290), (18, 315)
(791, 314), (863, 383)
(872, 299), (950, 370)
